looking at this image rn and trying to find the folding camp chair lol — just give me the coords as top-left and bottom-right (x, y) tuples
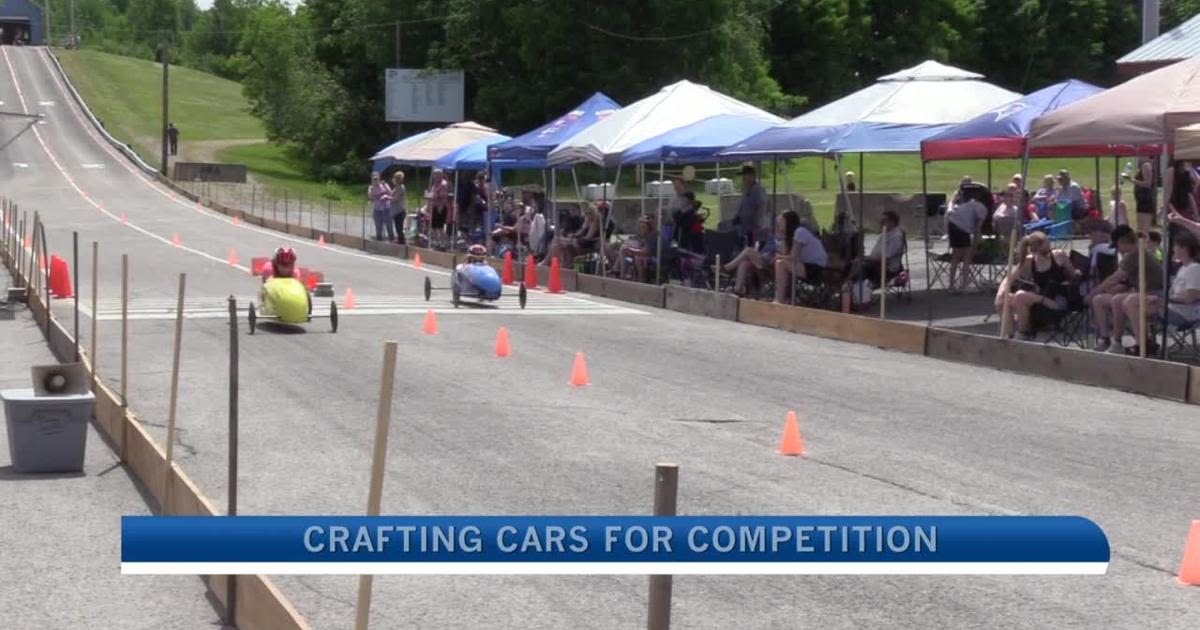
(1157, 317), (1200, 363)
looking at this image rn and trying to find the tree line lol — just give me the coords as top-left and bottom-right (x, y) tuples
(62, 0), (1200, 182)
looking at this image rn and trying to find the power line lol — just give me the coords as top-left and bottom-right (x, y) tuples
(584, 0), (787, 42)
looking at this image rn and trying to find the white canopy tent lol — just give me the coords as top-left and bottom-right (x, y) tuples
(546, 80), (780, 167)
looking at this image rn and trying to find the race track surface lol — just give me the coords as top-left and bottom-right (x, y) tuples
(2, 46), (1198, 629)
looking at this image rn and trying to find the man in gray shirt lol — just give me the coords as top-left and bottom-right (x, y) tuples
(735, 165), (768, 244)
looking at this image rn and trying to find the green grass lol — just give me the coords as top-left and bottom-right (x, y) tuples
(56, 49), (264, 161)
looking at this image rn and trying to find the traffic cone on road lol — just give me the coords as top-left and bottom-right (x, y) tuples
(501, 251), (515, 285)
(524, 255), (539, 290)
(171, 233), (181, 247)
(231, 215), (240, 226)
(423, 309), (438, 335)
(318, 234), (326, 247)
(342, 287), (356, 310)
(306, 275), (318, 291)
(413, 252), (423, 269)
(548, 256), (565, 294)
(227, 248), (239, 266)
(1179, 520), (1200, 585)
(49, 256), (72, 298)
(494, 327), (511, 357)
(778, 411), (805, 456)
(569, 352), (590, 386)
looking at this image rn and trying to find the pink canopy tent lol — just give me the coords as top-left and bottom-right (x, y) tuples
(1029, 57), (1200, 150)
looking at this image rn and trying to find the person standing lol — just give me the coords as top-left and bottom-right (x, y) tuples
(734, 165), (768, 245)
(368, 172), (394, 242)
(167, 123), (179, 156)
(390, 171), (407, 244)
(1129, 157), (1158, 231)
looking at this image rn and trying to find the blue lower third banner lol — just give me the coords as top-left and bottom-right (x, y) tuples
(120, 516), (1110, 575)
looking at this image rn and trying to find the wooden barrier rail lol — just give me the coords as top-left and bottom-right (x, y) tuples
(2, 237), (312, 630)
(738, 299), (928, 355)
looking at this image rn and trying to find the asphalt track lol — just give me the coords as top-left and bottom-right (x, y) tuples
(2, 45), (1199, 629)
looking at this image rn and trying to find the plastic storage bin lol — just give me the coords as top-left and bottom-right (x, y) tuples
(2, 388), (94, 473)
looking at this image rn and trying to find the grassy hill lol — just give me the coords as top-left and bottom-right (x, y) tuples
(55, 49), (363, 209)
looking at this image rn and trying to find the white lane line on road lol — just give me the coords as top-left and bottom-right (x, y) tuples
(12, 162), (28, 168)
(81, 163), (104, 169)
(2, 46), (251, 275)
(74, 294), (647, 321)
(37, 100), (54, 106)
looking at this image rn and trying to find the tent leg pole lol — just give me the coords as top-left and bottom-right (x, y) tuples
(858, 152), (865, 259)
(923, 161), (932, 326)
(656, 161), (664, 285)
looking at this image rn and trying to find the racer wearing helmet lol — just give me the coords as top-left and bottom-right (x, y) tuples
(466, 244), (488, 264)
(260, 247), (301, 281)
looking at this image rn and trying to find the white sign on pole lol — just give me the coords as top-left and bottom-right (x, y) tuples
(385, 69), (465, 123)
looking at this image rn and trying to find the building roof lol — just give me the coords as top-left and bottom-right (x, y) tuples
(1118, 13), (1200, 69)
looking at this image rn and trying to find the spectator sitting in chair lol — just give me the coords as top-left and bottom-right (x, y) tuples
(490, 200), (521, 259)
(992, 183), (1031, 239)
(1087, 225), (1164, 353)
(722, 211), (798, 297)
(546, 204), (599, 266)
(1080, 220), (1117, 295)
(844, 211), (904, 288)
(1056, 169), (1088, 220)
(1149, 230), (1164, 264)
(1031, 174), (1058, 218)
(1116, 230), (1200, 355)
(614, 216), (663, 281)
(774, 217), (828, 304)
(1170, 209), (1200, 241)
(672, 192), (706, 255)
(995, 232), (1079, 341)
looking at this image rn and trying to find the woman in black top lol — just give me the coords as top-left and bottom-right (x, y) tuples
(996, 232), (1079, 340)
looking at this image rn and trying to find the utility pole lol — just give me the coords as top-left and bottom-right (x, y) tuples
(1142, 0), (1160, 44)
(394, 21), (402, 140)
(160, 39), (169, 177)
(44, 0), (51, 46)
(69, 0), (75, 47)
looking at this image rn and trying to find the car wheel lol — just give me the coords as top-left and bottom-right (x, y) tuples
(519, 283), (527, 309)
(330, 301), (338, 333)
(248, 302), (256, 335)
(424, 276), (432, 301)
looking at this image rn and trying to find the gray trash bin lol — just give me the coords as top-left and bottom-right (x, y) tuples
(2, 388), (94, 473)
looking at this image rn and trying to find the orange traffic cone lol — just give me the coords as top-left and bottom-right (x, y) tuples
(343, 287), (356, 310)
(171, 233), (181, 247)
(318, 234), (327, 247)
(120, 212), (128, 224)
(1179, 520), (1200, 585)
(231, 215), (240, 226)
(413, 252), (423, 269)
(524, 255), (539, 289)
(569, 352), (589, 386)
(494, 327), (511, 357)
(227, 248), (239, 266)
(778, 411), (805, 456)
(501, 250), (515, 285)
(423, 309), (438, 335)
(306, 275), (318, 291)
(49, 256), (72, 298)
(548, 256), (565, 294)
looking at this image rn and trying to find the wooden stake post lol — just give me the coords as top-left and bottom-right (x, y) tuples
(998, 222), (1021, 339)
(353, 340), (400, 630)
(879, 226), (888, 320)
(647, 463), (679, 630)
(163, 273), (186, 513)
(120, 254), (129, 462)
(90, 242), (98, 385)
(1137, 234), (1147, 358)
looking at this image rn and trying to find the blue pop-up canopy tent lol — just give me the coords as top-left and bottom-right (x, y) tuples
(435, 134), (514, 171)
(618, 113), (783, 164)
(488, 92), (620, 166)
(920, 80), (1107, 161)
